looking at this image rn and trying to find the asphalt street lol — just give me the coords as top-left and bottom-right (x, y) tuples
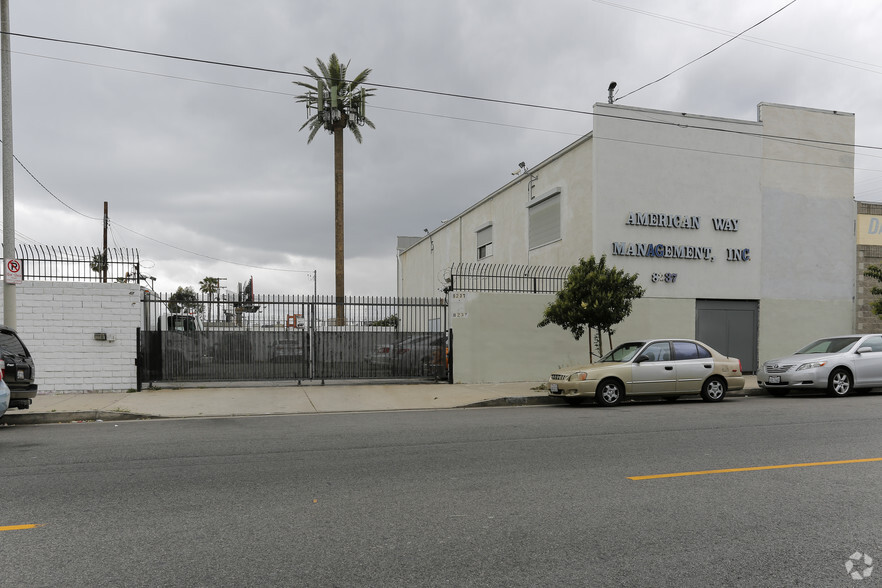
(2, 393), (881, 586)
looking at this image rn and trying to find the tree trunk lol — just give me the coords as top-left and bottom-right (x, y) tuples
(334, 125), (345, 325)
(588, 326), (593, 363)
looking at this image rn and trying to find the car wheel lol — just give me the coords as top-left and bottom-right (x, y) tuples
(768, 389), (789, 397)
(827, 368), (853, 397)
(700, 377), (726, 402)
(595, 379), (624, 407)
(564, 397), (584, 406)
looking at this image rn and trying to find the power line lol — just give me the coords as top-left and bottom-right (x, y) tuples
(11, 49), (582, 137)
(5, 30), (881, 153)
(615, 0), (798, 102)
(3, 25), (882, 272)
(591, 0), (882, 74)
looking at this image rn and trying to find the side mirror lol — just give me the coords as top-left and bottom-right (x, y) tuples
(857, 346), (873, 354)
(634, 355), (649, 364)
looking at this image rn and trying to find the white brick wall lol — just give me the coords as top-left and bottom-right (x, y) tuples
(0, 282), (142, 393)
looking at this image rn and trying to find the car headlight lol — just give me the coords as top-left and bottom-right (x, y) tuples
(569, 372), (588, 381)
(796, 361), (826, 371)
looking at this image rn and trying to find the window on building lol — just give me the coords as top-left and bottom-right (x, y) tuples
(528, 190), (561, 249)
(477, 225), (493, 260)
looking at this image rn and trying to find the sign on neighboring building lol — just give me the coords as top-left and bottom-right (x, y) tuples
(858, 214), (882, 246)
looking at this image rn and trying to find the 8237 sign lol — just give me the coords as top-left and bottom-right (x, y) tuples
(651, 272), (677, 284)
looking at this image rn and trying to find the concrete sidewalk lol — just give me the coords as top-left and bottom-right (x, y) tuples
(0, 376), (761, 425)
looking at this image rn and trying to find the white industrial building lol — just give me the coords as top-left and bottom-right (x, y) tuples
(397, 102), (856, 383)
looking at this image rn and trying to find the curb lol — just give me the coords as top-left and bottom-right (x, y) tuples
(463, 387), (765, 408)
(1, 410), (157, 426)
(462, 396), (562, 408)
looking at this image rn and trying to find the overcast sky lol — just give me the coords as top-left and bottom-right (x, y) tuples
(2, 0), (881, 297)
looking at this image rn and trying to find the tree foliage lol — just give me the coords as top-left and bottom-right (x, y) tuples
(199, 277), (220, 296)
(168, 286), (200, 314)
(90, 252), (107, 274)
(538, 256), (645, 355)
(293, 53), (375, 144)
(865, 264), (882, 317)
(369, 314), (399, 328)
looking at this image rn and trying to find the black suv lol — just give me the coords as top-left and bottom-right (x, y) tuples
(0, 325), (37, 409)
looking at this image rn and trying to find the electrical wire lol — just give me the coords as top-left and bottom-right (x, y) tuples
(11, 48), (583, 137)
(591, 0), (882, 74)
(3, 22), (882, 273)
(5, 30), (882, 152)
(615, 0), (798, 102)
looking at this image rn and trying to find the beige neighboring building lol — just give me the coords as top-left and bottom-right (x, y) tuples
(398, 102), (856, 383)
(856, 202), (882, 334)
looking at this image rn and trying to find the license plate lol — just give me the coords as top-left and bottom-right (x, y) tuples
(768, 375), (780, 384)
(550, 383), (559, 393)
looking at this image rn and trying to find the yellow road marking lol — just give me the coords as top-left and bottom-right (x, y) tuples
(629, 457), (882, 480)
(0, 524), (42, 531)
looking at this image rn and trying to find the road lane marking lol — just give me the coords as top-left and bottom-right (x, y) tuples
(0, 524), (42, 531)
(628, 457), (882, 480)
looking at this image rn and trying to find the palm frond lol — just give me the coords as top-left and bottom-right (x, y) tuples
(349, 68), (372, 89)
(306, 121), (323, 144)
(298, 114), (319, 132)
(316, 57), (332, 83)
(295, 53), (377, 143)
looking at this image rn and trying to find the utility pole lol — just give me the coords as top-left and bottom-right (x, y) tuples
(2, 0), (16, 328)
(102, 201), (108, 283)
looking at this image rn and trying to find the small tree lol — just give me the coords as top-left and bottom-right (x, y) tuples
(538, 255), (645, 361)
(168, 286), (200, 315)
(90, 252), (108, 282)
(199, 277), (220, 323)
(368, 314), (399, 328)
(865, 265), (882, 317)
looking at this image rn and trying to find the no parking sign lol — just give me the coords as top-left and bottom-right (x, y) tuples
(5, 258), (22, 284)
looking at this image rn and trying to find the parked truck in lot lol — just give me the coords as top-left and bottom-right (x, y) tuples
(141, 300), (212, 379)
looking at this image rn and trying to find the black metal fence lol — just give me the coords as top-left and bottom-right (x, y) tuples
(138, 292), (449, 384)
(449, 262), (569, 293)
(10, 244), (141, 283)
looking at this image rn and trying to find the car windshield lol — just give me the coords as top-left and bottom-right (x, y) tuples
(794, 337), (860, 354)
(599, 342), (645, 363)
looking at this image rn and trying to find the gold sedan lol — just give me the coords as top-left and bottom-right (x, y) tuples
(548, 339), (744, 407)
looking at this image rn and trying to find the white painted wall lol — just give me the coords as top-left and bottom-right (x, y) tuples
(451, 293), (695, 383)
(399, 136), (594, 297)
(0, 282), (141, 393)
(592, 103), (765, 300)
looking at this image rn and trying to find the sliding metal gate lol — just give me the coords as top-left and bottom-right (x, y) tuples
(137, 293), (449, 386)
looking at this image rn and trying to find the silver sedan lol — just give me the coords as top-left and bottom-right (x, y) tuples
(757, 334), (882, 397)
